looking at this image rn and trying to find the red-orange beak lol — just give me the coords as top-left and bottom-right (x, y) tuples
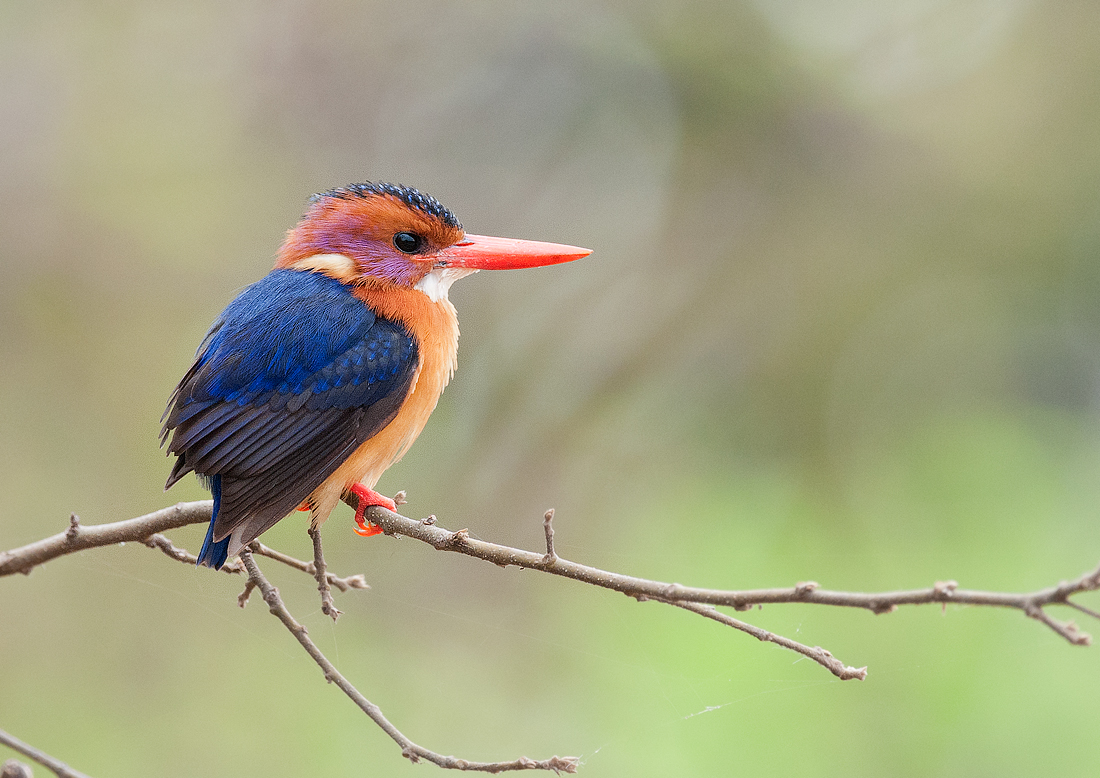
(440, 234), (592, 270)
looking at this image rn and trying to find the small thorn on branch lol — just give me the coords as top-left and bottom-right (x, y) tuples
(66, 513), (81, 541)
(934, 580), (959, 612)
(663, 583), (685, 599)
(393, 490), (407, 507)
(542, 509), (557, 564)
(795, 581), (819, 597)
(934, 580), (958, 597)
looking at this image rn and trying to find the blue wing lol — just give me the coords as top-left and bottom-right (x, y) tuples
(162, 269), (418, 566)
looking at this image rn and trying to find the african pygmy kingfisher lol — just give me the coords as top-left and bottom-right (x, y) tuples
(162, 182), (590, 568)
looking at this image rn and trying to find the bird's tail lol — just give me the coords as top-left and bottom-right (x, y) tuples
(196, 475), (230, 570)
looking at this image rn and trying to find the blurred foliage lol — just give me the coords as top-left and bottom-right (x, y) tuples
(2, 0), (1100, 775)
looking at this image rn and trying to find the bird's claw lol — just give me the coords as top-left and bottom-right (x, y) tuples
(349, 483), (396, 537)
(353, 516), (384, 537)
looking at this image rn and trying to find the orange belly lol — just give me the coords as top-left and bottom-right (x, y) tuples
(305, 280), (460, 525)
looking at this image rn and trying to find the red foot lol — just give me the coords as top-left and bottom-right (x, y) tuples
(296, 500), (312, 512)
(349, 483), (395, 537)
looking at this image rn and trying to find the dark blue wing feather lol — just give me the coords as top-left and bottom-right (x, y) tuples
(196, 475), (228, 568)
(163, 270), (418, 567)
(171, 270), (413, 410)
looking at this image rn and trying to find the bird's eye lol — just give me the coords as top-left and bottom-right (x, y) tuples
(393, 232), (424, 254)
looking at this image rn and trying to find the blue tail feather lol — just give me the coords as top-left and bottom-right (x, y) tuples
(196, 475), (230, 570)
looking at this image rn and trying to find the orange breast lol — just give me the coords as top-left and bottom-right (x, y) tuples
(305, 280), (460, 523)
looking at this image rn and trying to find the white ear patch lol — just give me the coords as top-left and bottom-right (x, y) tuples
(291, 253), (357, 281)
(415, 267), (479, 302)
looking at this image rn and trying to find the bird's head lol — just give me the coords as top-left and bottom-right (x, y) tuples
(275, 182), (590, 302)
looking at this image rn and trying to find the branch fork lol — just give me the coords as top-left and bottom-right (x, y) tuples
(4, 500), (1100, 774)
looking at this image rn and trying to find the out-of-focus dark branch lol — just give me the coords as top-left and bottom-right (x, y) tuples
(237, 546), (579, 773)
(1, 759), (32, 778)
(1, 758), (32, 778)
(0, 728), (92, 778)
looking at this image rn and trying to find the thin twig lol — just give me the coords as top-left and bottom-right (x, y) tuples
(139, 527), (367, 609)
(542, 509), (557, 565)
(250, 542), (368, 592)
(141, 531), (369, 594)
(308, 525), (340, 621)
(0, 728), (92, 778)
(237, 578), (258, 608)
(238, 546), (578, 773)
(664, 600), (867, 680)
(143, 533), (244, 574)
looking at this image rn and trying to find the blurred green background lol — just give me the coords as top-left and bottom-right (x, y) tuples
(2, 1), (1100, 775)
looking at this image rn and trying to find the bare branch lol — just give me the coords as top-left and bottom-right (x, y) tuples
(143, 532), (244, 575)
(238, 546), (578, 773)
(664, 600), (867, 680)
(0, 502), (366, 593)
(4, 499), (1099, 769)
(355, 502), (1100, 648)
(250, 542), (369, 592)
(0, 502), (212, 577)
(0, 728), (92, 778)
(4, 499), (1098, 662)
(308, 525), (341, 621)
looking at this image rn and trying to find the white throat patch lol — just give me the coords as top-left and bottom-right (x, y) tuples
(415, 267), (479, 302)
